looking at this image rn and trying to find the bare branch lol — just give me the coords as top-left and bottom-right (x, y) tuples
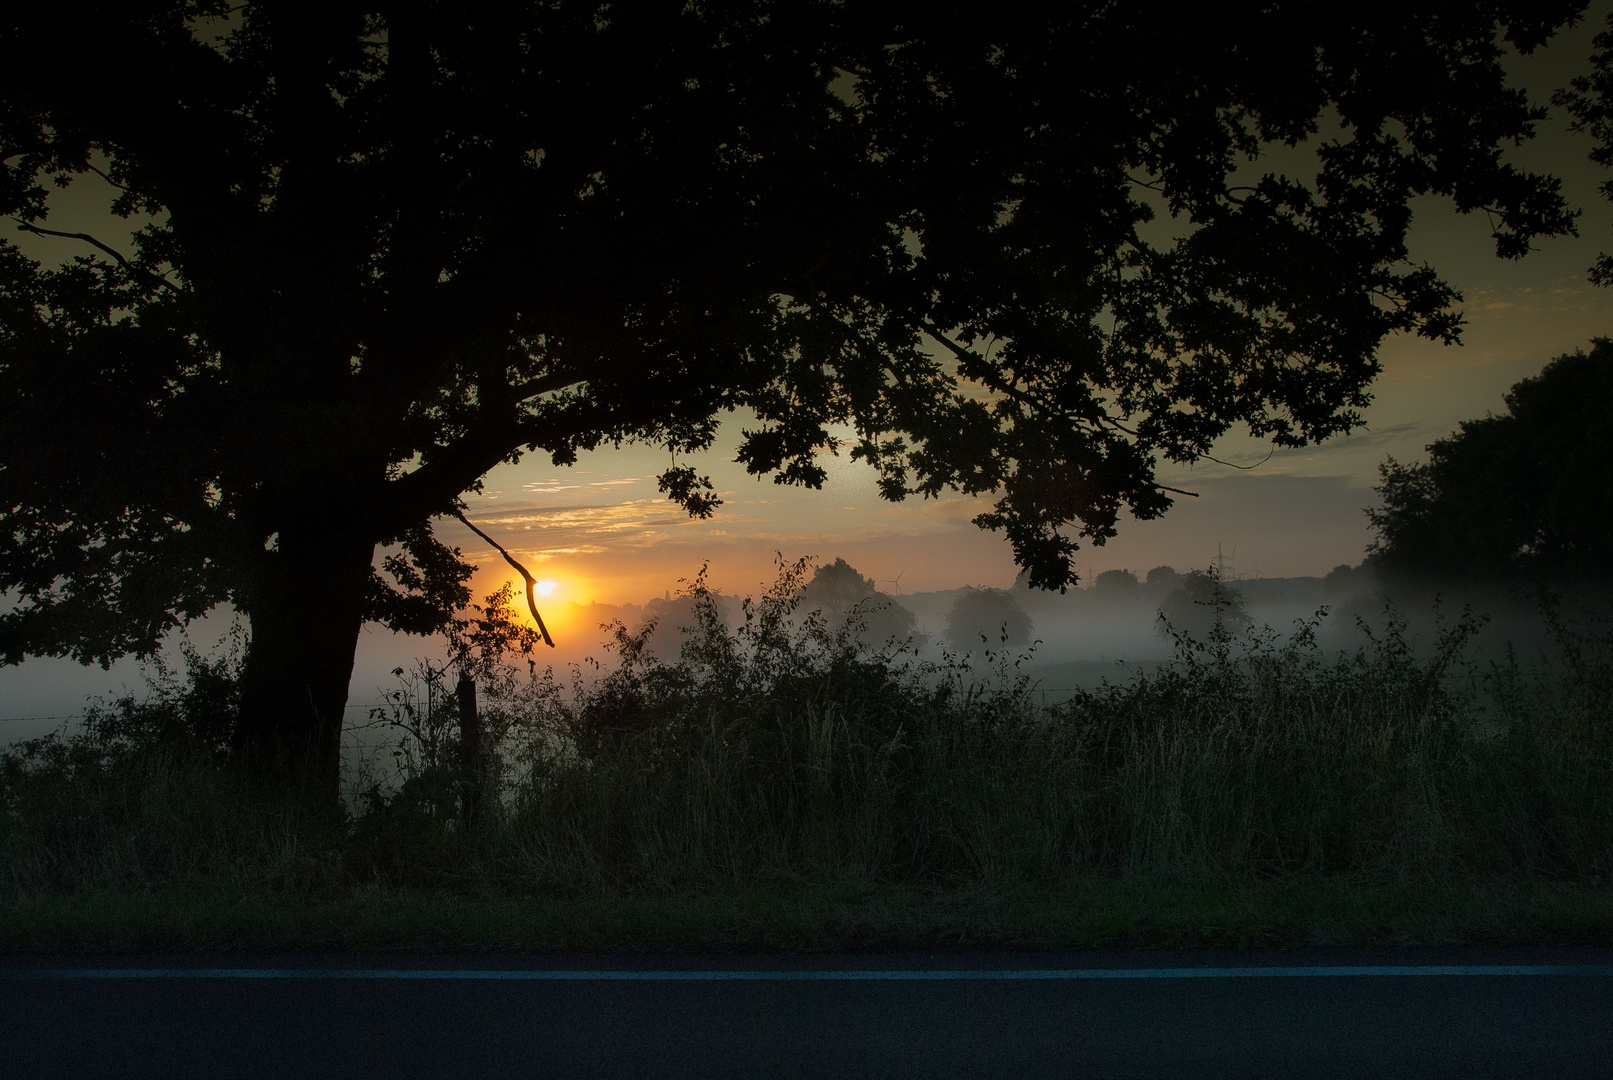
(10, 219), (182, 295)
(1153, 482), (1200, 498)
(81, 163), (128, 191)
(450, 510), (555, 648)
(922, 322), (1038, 409)
(1202, 445), (1275, 471)
(925, 322), (1162, 449)
(510, 372), (587, 402)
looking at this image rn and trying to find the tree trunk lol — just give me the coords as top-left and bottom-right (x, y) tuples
(456, 671), (482, 828)
(233, 529), (375, 802)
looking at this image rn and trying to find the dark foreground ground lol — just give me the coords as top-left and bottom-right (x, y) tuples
(3, 947), (1610, 1079)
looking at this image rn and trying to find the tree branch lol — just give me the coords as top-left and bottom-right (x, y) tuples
(1201, 445), (1275, 471)
(924, 321), (1141, 442)
(450, 510), (555, 648)
(81, 162), (128, 191)
(922, 322), (1039, 410)
(510, 372), (587, 402)
(10, 219), (183, 295)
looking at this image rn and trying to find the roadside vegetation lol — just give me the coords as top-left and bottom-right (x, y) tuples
(3, 560), (1610, 951)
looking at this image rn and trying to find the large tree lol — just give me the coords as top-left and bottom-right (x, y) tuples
(0, 1), (1584, 793)
(1368, 340), (1613, 583)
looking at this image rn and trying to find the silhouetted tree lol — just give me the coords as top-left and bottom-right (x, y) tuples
(1367, 341), (1613, 584)
(1093, 569), (1141, 600)
(0, 3), (1584, 794)
(945, 587), (1033, 648)
(1322, 562), (1374, 597)
(1144, 566), (1182, 598)
(795, 558), (917, 646)
(638, 589), (742, 664)
(1558, 10), (1613, 284)
(1157, 569), (1252, 641)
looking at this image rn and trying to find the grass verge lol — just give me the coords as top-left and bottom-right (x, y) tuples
(5, 878), (1612, 953)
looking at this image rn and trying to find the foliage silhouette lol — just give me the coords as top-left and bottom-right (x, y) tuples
(1368, 340), (1613, 584)
(1156, 568), (1254, 642)
(794, 557), (918, 647)
(945, 586), (1033, 648)
(0, 2), (1586, 793)
(1144, 566), (1183, 598)
(1093, 569), (1141, 600)
(636, 582), (743, 664)
(1557, 9), (1613, 284)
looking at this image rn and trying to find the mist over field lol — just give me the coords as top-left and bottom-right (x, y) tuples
(361, 554), (1613, 725)
(6, 545), (1607, 760)
(0, 555), (1597, 748)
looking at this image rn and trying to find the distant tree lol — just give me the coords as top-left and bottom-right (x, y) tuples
(1367, 342), (1613, 583)
(1322, 562), (1373, 596)
(0, 3), (1584, 794)
(1144, 566), (1182, 597)
(1157, 570), (1252, 641)
(1093, 568), (1141, 600)
(945, 587), (1033, 648)
(795, 558), (917, 646)
(637, 589), (742, 664)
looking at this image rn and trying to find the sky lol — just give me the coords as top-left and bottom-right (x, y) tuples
(5, 7), (1613, 727)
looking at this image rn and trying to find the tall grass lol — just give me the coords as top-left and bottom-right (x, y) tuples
(3, 562), (1610, 904)
(0, 632), (346, 895)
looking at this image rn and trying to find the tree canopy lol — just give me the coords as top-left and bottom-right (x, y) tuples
(1368, 340), (1613, 583)
(1156, 570), (1253, 641)
(1092, 569), (1142, 601)
(0, 1), (1587, 789)
(794, 557), (917, 646)
(945, 587), (1033, 649)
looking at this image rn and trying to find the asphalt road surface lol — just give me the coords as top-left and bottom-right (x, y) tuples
(3, 947), (1610, 1078)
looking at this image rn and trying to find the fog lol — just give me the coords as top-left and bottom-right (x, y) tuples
(429, 557), (1611, 708)
(4, 554), (1607, 750)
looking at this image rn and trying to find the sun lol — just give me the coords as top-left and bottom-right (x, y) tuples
(534, 579), (557, 597)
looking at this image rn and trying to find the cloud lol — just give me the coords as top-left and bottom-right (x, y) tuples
(462, 498), (707, 551)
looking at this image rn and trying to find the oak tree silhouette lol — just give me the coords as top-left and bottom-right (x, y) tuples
(0, 2), (1585, 795)
(1368, 340), (1613, 583)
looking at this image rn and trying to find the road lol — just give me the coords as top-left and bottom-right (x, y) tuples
(3, 947), (1610, 1078)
